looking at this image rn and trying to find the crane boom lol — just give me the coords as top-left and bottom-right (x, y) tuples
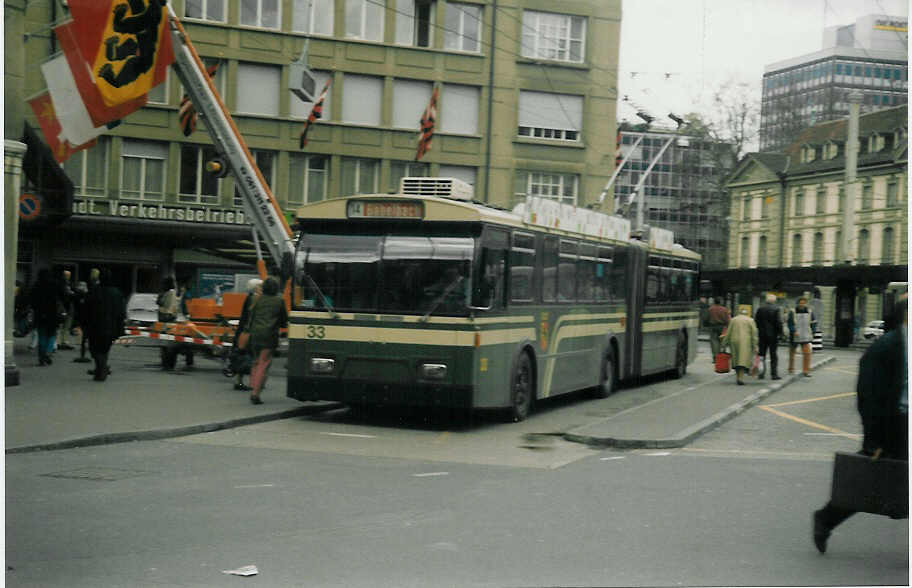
(166, 10), (295, 279)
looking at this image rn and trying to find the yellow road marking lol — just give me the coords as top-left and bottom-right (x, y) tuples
(434, 431), (450, 445)
(764, 391), (856, 408)
(758, 405), (858, 439)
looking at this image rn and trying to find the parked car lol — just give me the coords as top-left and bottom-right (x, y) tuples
(125, 293), (160, 328)
(862, 320), (885, 340)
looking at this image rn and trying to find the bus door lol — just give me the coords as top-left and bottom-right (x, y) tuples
(623, 245), (647, 379)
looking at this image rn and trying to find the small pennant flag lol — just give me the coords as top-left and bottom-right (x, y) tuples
(178, 62), (219, 136)
(415, 85), (439, 161)
(299, 78), (332, 150)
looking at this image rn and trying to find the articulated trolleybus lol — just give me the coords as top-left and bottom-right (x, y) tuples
(287, 178), (700, 421)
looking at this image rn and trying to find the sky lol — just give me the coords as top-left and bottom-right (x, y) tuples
(616, 0), (909, 133)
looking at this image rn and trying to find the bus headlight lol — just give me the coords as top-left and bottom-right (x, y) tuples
(310, 358), (335, 374)
(420, 363), (447, 380)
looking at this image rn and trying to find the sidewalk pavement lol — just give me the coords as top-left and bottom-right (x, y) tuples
(5, 334), (848, 454)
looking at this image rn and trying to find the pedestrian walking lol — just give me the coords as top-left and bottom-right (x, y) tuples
(72, 280), (92, 363)
(13, 280), (32, 337)
(28, 268), (65, 366)
(56, 269), (75, 350)
(788, 296), (816, 377)
(707, 297), (731, 361)
(83, 268), (126, 381)
(698, 296), (710, 337)
(754, 293), (783, 380)
(812, 295), (907, 554)
(247, 276), (288, 404)
(231, 278), (262, 391)
(720, 308), (758, 385)
(158, 277), (194, 370)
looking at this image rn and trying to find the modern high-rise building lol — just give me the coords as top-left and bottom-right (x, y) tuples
(759, 14), (907, 152)
(613, 126), (733, 269)
(12, 0), (621, 295)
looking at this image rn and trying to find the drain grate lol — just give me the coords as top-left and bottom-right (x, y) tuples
(41, 467), (154, 482)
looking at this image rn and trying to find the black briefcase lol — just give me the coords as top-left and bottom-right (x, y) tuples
(830, 451), (909, 518)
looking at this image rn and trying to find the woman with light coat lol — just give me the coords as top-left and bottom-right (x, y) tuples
(721, 308), (759, 385)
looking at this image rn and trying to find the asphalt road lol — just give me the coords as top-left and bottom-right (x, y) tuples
(6, 344), (907, 587)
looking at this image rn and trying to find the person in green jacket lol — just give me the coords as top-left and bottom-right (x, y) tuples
(720, 308), (759, 385)
(247, 276), (288, 404)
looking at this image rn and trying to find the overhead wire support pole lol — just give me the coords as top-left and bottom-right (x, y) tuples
(598, 134), (644, 204)
(632, 135), (676, 230)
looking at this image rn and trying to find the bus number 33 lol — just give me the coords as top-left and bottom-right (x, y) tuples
(306, 325), (326, 339)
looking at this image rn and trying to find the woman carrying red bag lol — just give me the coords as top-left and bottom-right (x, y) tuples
(246, 276), (288, 405)
(720, 308), (759, 385)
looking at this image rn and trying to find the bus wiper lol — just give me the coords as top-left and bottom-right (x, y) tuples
(420, 277), (464, 323)
(304, 274), (337, 318)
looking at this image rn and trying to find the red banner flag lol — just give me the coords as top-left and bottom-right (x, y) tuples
(415, 86), (439, 161)
(299, 78), (332, 150)
(27, 92), (97, 163)
(66, 0), (174, 107)
(54, 21), (147, 128)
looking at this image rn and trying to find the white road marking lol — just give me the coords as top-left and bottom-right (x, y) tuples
(413, 472), (449, 477)
(643, 451), (672, 456)
(320, 432), (377, 439)
(804, 432), (862, 438)
(600, 456), (626, 461)
(234, 484), (275, 489)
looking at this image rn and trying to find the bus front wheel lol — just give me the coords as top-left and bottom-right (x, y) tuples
(507, 352), (533, 422)
(592, 349), (616, 398)
(673, 337), (687, 379)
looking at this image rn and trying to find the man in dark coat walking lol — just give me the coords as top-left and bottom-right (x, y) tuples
(83, 268), (126, 381)
(29, 268), (65, 366)
(812, 295), (907, 553)
(754, 293), (783, 380)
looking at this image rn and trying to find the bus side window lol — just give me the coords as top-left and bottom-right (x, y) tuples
(510, 232), (535, 303)
(474, 247), (505, 309)
(646, 257), (660, 303)
(558, 239), (578, 302)
(578, 243), (597, 302)
(542, 236), (559, 302)
(612, 247), (627, 302)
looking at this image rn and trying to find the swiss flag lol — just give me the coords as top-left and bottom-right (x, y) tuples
(55, 21), (147, 128)
(27, 92), (97, 163)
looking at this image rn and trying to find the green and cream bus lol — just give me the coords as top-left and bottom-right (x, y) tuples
(287, 178), (700, 421)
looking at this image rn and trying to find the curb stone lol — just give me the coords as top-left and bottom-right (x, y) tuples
(6, 402), (345, 455)
(562, 356), (837, 449)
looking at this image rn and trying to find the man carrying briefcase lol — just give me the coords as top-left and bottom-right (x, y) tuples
(812, 295), (908, 554)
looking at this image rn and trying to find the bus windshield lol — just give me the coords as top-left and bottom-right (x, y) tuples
(296, 233), (475, 315)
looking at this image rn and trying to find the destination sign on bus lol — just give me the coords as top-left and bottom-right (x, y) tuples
(347, 200), (424, 219)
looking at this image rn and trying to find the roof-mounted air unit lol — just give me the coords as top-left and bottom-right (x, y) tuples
(400, 177), (474, 201)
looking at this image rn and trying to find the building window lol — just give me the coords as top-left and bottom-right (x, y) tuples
(440, 84), (479, 134)
(438, 164), (476, 187)
(290, 70), (332, 120)
(293, 0), (333, 35)
(813, 232), (824, 264)
(861, 183), (873, 210)
(147, 71), (169, 104)
(444, 2), (481, 52)
(179, 144), (220, 204)
(185, 0), (226, 21)
(520, 10), (586, 63)
(793, 188), (803, 217)
(791, 233), (802, 266)
(63, 138), (108, 197)
(517, 90), (582, 141)
(389, 161), (429, 192)
(120, 140), (167, 201)
(341, 74), (383, 126)
(236, 63), (280, 116)
(241, 0), (280, 28)
(815, 187), (826, 214)
(837, 185), (844, 212)
(757, 235), (768, 267)
(881, 227), (895, 264)
(516, 171), (578, 205)
(740, 236), (750, 267)
(761, 193), (771, 219)
(857, 228), (870, 263)
(741, 195), (751, 221)
(288, 154), (328, 206)
(392, 79), (433, 129)
(180, 57), (226, 102)
(395, 0), (434, 47)
(346, 0), (385, 41)
(886, 181), (898, 207)
(341, 158), (380, 195)
(234, 150), (275, 206)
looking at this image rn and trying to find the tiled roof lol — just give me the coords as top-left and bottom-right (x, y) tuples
(750, 153), (789, 174)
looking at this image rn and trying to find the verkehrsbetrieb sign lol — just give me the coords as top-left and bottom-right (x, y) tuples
(72, 198), (249, 225)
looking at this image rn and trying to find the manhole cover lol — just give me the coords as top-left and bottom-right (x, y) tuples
(41, 467), (154, 482)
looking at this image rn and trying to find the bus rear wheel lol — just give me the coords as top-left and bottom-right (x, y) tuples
(592, 349), (616, 398)
(507, 352), (533, 422)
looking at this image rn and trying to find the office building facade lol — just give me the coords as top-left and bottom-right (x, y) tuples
(15, 0), (621, 295)
(759, 14), (907, 152)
